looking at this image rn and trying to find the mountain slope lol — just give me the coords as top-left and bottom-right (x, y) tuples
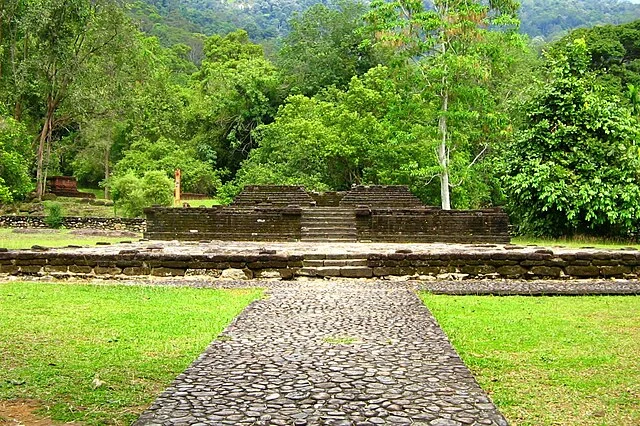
(131, 0), (640, 45)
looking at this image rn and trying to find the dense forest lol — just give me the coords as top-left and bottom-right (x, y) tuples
(132, 0), (640, 47)
(1, 0), (640, 237)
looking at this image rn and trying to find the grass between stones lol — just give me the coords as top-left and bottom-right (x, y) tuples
(0, 229), (140, 249)
(0, 282), (262, 425)
(420, 294), (640, 426)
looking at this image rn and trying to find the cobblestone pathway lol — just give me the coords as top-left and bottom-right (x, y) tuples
(136, 281), (508, 426)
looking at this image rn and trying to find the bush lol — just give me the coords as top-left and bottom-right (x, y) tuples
(44, 202), (64, 228)
(110, 171), (174, 218)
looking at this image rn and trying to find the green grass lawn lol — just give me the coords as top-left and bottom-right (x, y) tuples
(0, 283), (262, 425)
(178, 198), (222, 208)
(0, 228), (140, 249)
(420, 294), (640, 426)
(512, 236), (640, 250)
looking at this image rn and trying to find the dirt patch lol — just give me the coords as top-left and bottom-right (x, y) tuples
(69, 229), (139, 238)
(0, 400), (76, 425)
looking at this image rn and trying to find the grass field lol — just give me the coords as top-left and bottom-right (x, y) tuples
(513, 236), (640, 250)
(420, 294), (640, 426)
(0, 283), (262, 425)
(0, 228), (140, 249)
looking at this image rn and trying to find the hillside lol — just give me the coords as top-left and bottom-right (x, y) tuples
(132, 0), (640, 45)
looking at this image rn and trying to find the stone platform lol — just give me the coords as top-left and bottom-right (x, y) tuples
(3, 240), (640, 282)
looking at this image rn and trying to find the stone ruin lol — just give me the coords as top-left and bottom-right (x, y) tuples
(46, 176), (96, 199)
(144, 185), (510, 243)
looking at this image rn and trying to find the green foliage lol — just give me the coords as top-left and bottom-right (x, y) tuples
(189, 30), (284, 175)
(0, 116), (33, 203)
(141, 170), (174, 206)
(278, 0), (379, 96)
(500, 39), (640, 237)
(43, 202), (64, 229)
(110, 171), (173, 217)
(114, 138), (221, 195)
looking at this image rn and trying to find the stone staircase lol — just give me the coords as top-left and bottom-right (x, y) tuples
(297, 254), (372, 277)
(300, 207), (357, 242)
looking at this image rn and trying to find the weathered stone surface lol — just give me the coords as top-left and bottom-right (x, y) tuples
(496, 265), (527, 277)
(529, 266), (562, 277)
(134, 281), (507, 426)
(565, 265), (600, 277)
(220, 268), (251, 280)
(340, 266), (374, 278)
(151, 267), (186, 277)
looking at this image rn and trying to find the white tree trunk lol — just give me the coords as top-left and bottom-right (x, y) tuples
(438, 87), (451, 210)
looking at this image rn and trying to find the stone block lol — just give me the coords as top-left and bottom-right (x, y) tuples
(565, 265), (600, 277)
(316, 267), (341, 277)
(151, 267), (186, 277)
(323, 259), (346, 267)
(496, 265), (527, 277)
(95, 266), (122, 275)
(44, 265), (69, 273)
(599, 265), (631, 277)
(460, 265), (496, 275)
(529, 266), (562, 277)
(123, 266), (151, 276)
(69, 265), (93, 274)
(20, 265), (43, 274)
(303, 260), (324, 267)
(279, 269), (295, 280)
(340, 267), (373, 278)
(0, 264), (19, 274)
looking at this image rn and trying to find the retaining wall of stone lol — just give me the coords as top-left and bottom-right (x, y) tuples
(355, 208), (510, 244)
(144, 207), (303, 241)
(0, 215), (146, 233)
(2, 248), (639, 280)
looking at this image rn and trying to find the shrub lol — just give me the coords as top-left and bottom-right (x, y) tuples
(43, 202), (64, 228)
(110, 171), (174, 218)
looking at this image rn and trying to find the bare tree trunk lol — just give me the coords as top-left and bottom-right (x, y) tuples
(438, 88), (451, 210)
(35, 96), (56, 199)
(104, 146), (110, 199)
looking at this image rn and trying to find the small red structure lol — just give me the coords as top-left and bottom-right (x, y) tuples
(46, 176), (95, 199)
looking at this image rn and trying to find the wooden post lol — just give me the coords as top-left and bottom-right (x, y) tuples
(174, 169), (181, 207)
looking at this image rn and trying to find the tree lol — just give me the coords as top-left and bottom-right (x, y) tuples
(189, 30), (283, 176)
(364, 0), (519, 209)
(0, 113), (32, 202)
(277, 0), (378, 96)
(10, 0), (130, 199)
(500, 39), (640, 237)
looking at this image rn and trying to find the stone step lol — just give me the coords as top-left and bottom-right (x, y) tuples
(296, 266), (373, 278)
(303, 259), (368, 267)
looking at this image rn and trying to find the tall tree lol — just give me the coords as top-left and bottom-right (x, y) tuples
(277, 0), (378, 96)
(500, 39), (640, 237)
(22, 0), (128, 198)
(364, 0), (520, 209)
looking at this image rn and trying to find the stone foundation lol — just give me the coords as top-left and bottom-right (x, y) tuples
(0, 216), (146, 233)
(2, 243), (639, 280)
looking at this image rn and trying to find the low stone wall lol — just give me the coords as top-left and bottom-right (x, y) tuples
(355, 208), (510, 244)
(0, 215), (146, 233)
(2, 247), (639, 280)
(144, 207), (302, 241)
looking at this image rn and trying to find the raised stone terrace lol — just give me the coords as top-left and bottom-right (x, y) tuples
(144, 185), (511, 244)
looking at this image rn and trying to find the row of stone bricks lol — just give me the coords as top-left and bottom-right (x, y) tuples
(1, 249), (640, 279)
